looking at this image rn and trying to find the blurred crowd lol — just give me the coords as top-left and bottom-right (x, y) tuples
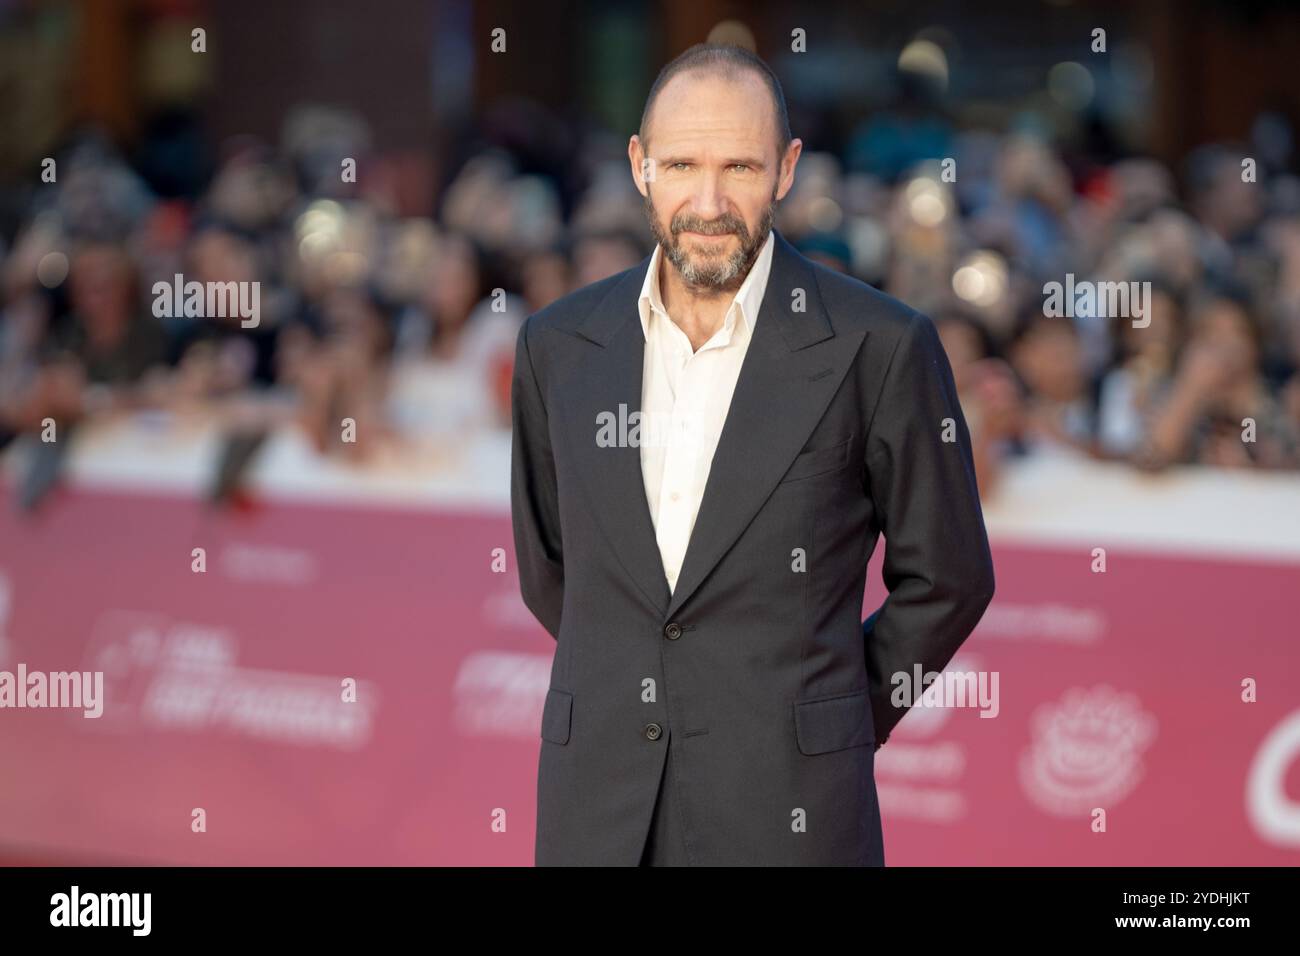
(2, 100), (1300, 500)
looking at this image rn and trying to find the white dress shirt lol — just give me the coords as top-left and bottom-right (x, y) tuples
(637, 230), (775, 593)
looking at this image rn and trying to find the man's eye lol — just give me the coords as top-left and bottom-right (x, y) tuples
(670, 162), (689, 171)
(730, 164), (749, 172)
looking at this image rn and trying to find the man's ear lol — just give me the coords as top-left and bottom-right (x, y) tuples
(776, 138), (803, 201)
(629, 135), (650, 198)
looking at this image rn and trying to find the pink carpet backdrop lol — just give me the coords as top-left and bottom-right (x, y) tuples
(0, 479), (1297, 865)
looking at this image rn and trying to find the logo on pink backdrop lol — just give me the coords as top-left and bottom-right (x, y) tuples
(1247, 710), (1300, 848)
(1019, 685), (1158, 816)
(80, 610), (378, 749)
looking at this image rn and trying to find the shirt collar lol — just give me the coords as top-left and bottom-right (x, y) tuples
(637, 229), (776, 342)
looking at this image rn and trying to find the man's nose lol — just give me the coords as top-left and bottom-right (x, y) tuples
(688, 172), (727, 222)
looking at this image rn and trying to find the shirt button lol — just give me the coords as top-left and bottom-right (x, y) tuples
(644, 722), (663, 741)
(669, 491), (680, 502)
(664, 622), (683, 640)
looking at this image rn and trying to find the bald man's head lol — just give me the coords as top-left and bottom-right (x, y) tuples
(639, 43), (791, 160)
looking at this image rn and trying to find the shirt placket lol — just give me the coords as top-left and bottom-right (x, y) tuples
(658, 320), (703, 591)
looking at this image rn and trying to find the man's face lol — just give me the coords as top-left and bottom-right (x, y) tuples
(632, 70), (800, 292)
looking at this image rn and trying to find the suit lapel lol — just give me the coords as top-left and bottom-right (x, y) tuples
(559, 256), (672, 617)
(558, 230), (867, 623)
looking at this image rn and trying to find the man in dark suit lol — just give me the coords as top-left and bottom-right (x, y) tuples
(511, 43), (995, 866)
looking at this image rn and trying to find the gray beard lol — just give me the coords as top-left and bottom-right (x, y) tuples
(643, 192), (776, 294)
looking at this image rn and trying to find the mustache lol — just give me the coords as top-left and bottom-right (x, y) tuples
(671, 215), (747, 238)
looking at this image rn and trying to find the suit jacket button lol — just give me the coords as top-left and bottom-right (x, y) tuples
(644, 722), (663, 741)
(663, 622), (683, 640)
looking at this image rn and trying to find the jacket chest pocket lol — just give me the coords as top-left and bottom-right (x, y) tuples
(540, 688), (573, 745)
(793, 689), (874, 754)
(779, 436), (851, 484)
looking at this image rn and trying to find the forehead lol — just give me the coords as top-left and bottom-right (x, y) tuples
(646, 69), (776, 156)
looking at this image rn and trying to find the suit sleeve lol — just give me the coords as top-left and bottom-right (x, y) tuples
(862, 310), (996, 748)
(510, 315), (565, 641)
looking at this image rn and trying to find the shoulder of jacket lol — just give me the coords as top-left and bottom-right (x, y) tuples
(806, 260), (925, 342)
(526, 264), (642, 338)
